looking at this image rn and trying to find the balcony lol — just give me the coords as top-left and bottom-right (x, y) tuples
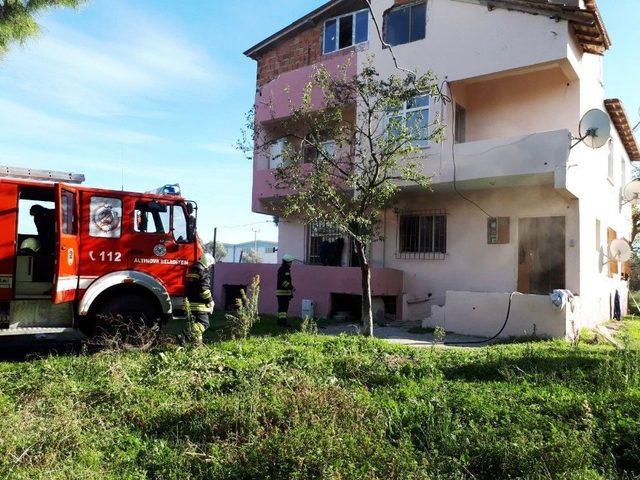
(253, 129), (573, 213)
(425, 129), (572, 192)
(255, 49), (358, 124)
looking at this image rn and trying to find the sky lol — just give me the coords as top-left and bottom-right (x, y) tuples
(0, 0), (638, 244)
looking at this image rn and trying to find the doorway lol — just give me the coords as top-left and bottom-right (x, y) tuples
(15, 186), (56, 298)
(517, 217), (566, 295)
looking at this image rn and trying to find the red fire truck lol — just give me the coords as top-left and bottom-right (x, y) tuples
(0, 166), (203, 339)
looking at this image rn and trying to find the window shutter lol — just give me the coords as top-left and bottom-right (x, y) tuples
(608, 228), (618, 276)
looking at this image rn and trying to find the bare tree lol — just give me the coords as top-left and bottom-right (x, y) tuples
(241, 59), (446, 336)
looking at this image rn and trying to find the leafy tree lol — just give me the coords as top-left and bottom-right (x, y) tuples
(241, 249), (262, 264)
(0, 0), (85, 56)
(242, 60), (445, 336)
(204, 240), (227, 263)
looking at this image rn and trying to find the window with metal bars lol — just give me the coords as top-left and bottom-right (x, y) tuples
(306, 221), (345, 265)
(397, 210), (447, 259)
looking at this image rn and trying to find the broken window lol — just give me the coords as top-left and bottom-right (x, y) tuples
(384, 2), (426, 47)
(323, 9), (369, 54)
(397, 210), (446, 259)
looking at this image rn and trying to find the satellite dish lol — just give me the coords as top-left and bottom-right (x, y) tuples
(578, 109), (611, 149)
(622, 180), (640, 205)
(610, 239), (633, 263)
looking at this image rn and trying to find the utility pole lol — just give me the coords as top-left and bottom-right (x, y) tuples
(211, 227), (217, 292)
(252, 227), (260, 257)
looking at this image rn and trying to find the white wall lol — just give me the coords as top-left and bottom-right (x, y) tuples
(368, 185), (580, 320)
(365, 0), (574, 83)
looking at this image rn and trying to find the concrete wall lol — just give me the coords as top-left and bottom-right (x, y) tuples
(424, 291), (574, 339)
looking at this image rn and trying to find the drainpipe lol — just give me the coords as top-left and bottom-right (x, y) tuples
(382, 208), (387, 268)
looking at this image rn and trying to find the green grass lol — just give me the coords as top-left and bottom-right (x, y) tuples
(1, 320), (639, 479)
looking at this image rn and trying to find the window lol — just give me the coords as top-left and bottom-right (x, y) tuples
(323, 9), (369, 54)
(89, 196), (122, 239)
(303, 140), (336, 163)
(134, 201), (170, 234)
(384, 2), (426, 47)
(61, 190), (76, 235)
(172, 205), (189, 243)
(607, 139), (615, 182)
(397, 210), (446, 259)
(269, 138), (296, 169)
(455, 104), (466, 144)
(307, 221), (345, 265)
(387, 95), (430, 147)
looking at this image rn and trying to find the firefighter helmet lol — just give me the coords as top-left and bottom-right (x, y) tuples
(199, 253), (215, 269)
(20, 237), (41, 253)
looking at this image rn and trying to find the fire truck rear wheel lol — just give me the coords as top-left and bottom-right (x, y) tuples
(84, 292), (162, 337)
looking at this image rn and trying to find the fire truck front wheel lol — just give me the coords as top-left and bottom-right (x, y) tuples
(83, 291), (162, 337)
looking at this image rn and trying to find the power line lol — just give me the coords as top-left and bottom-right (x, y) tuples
(363, 0), (490, 218)
(215, 220), (275, 230)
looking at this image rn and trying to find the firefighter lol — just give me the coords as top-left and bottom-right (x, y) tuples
(29, 205), (55, 255)
(276, 254), (295, 327)
(182, 253), (215, 346)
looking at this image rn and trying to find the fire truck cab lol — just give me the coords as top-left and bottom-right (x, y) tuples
(0, 166), (203, 338)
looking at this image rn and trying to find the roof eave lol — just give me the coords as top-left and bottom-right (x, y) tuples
(244, 0), (345, 59)
(604, 99), (640, 162)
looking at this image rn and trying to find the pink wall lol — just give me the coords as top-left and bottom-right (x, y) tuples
(214, 263), (404, 319)
(254, 50), (357, 124)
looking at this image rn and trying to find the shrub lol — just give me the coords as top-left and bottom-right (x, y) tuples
(225, 275), (260, 339)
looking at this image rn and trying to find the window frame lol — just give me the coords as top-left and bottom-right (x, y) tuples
(384, 1), (427, 47)
(322, 9), (369, 55)
(269, 137), (296, 169)
(133, 200), (171, 236)
(386, 94), (430, 148)
(171, 204), (191, 244)
(306, 220), (346, 265)
(61, 190), (77, 235)
(303, 140), (337, 164)
(396, 209), (447, 260)
(607, 139), (615, 184)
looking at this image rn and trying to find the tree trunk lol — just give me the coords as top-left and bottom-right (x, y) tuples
(355, 241), (374, 337)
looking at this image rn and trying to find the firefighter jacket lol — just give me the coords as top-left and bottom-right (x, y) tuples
(185, 261), (213, 313)
(276, 264), (294, 297)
